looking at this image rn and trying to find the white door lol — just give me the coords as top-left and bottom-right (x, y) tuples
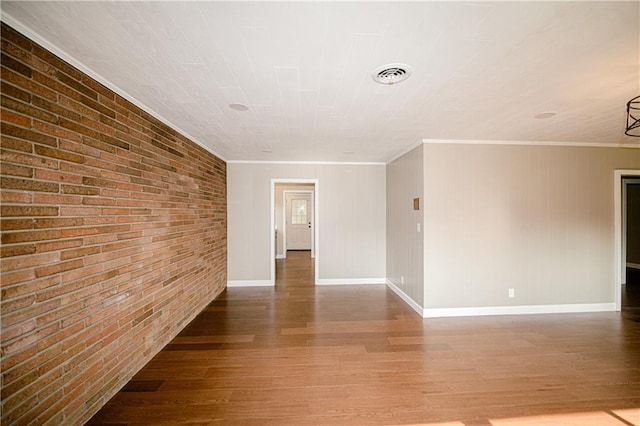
(286, 193), (312, 250)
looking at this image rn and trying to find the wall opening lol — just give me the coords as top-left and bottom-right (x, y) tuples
(615, 170), (640, 311)
(622, 177), (640, 311)
(270, 179), (319, 285)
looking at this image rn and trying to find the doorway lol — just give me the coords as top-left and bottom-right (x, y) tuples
(615, 170), (640, 311)
(283, 191), (314, 254)
(270, 179), (319, 285)
(622, 177), (640, 311)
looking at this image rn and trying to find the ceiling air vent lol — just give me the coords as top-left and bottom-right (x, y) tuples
(372, 63), (412, 85)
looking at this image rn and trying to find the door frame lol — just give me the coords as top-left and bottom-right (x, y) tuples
(614, 169), (640, 311)
(270, 178), (319, 285)
(282, 190), (315, 257)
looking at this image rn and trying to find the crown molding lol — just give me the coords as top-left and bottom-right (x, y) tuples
(422, 138), (640, 149)
(227, 160), (386, 165)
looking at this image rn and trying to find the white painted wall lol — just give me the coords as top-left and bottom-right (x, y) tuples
(386, 144), (424, 310)
(422, 143), (640, 310)
(228, 162), (386, 283)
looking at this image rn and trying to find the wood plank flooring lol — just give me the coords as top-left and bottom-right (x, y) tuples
(88, 251), (640, 425)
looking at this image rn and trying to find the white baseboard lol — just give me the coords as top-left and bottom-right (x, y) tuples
(227, 280), (274, 287)
(384, 279), (615, 318)
(421, 303), (616, 318)
(315, 278), (386, 285)
(385, 280), (424, 316)
(276, 254), (286, 259)
(228, 278), (385, 287)
(627, 262), (640, 269)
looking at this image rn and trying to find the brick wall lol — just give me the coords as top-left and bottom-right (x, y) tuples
(1, 23), (227, 425)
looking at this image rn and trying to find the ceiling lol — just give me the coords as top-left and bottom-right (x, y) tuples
(2, 1), (639, 163)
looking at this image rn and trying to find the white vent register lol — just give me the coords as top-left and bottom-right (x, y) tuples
(372, 63), (412, 85)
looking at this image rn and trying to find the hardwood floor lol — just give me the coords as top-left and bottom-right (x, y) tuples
(88, 251), (640, 425)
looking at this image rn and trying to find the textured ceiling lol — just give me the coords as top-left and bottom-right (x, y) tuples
(2, 1), (639, 162)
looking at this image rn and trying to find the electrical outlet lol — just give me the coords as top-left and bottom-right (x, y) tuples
(401, 275), (405, 285)
(508, 288), (515, 298)
(416, 223), (421, 232)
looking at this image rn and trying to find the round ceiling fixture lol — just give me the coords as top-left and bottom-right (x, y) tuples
(229, 103), (249, 111)
(534, 111), (557, 119)
(372, 63), (412, 85)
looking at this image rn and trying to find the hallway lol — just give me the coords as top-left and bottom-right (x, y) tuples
(275, 250), (315, 288)
(88, 255), (640, 425)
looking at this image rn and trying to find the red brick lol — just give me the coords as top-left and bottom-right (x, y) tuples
(1, 320), (36, 343)
(38, 408), (65, 426)
(29, 53), (58, 78)
(1, 52), (31, 78)
(35, 321), (84, 355)
(33, 168), (82, 184)
(1, 108), (31, 127)
(2, 122), (57, 146)
(1, 294), (36, 314)
(63, 116), (109, 141)
(58, 263), (104, 283)
(36, 238), (82, 253)
(1, 229), (62, 244)
(56, 71), (98, 100)
(1, 243), (36, 257)
(0, 218), (35, 231)
(1, 38), (31, 63)
(82, 234), (118, 246)
(1, 394), (38, 426)
(34, 145), (84, 164)
(0, 21), (227, 426)
(83, 77), (114, 100)
(0, 252), (58, 274)
(59, 138), (102, 159)
(0, 268), (35, 287)
(60, 245), (100, 260)
(58, 95), (99, 121)
(32, 70), (83, 102)
(1, 70), (56, 101)
(6, 380), (62, 426)
(31, 44), (81, 80)
(34, 217), (84, 229)
(34, 259), (84, 278)
(81, 196), (117, 206)
(0, 163), (33, 178)
(33, 390), (64, 425)
(38, 333), (77, 376)
(1, 322), (60, 357)
(32, 193), (82, 205)
(1, 136), (32, 153)
(99, 114), (129, 134)
(0, 190), (32, 204)
(1, 275), (60, 301)
(0, 205), (59, 217)
(0, 177), (59, 193)
(1, 94), (58, 125)
(82, 136), (117, 154)
(1, 25), (32, 51)
(32, 95), (82, 121)
(59, 184), (99, 196)
(80, 95), (115, 119)
(32, 119), (82, 142)
(1, 150), (59, 169)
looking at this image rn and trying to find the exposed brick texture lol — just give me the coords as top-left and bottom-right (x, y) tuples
(1, 23), (227, 425)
